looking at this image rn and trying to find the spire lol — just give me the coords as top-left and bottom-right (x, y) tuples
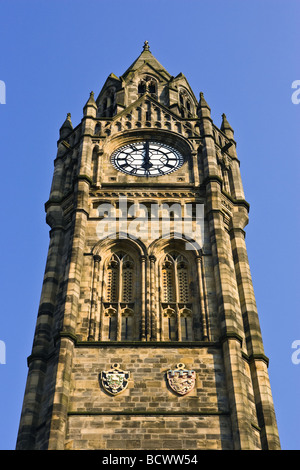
(59, 112), (73, 139)
(121, 41), (171, 81)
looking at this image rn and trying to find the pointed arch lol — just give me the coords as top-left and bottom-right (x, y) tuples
(149, 236), (204, 341)
(91, 236), (146, 341)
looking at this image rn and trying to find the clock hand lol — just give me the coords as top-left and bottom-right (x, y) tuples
(141, 142), (153, 170)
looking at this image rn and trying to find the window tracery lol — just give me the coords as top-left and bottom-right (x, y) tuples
(99, 87), (116, 117)
(161, 252), (193, 341)
(138, 76), (158, 98)
(102, 251), (137, 341)
(96, 246), (203, 342)
(178, 88), (194, 118)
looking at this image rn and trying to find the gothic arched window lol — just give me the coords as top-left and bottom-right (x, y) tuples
(177, 258), (189, 303)
(138, 76), (157, 98)
(178, 89), (194, 118)
(138, 80), (146, 95)
(102, 251), (138, 341)
(100, 88), (116, 117)
(106, 255), (119, 303)
(162, 255), (175, 303)
(160, 252), (193, 341)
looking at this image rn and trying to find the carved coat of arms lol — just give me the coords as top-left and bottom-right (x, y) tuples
(101, 363), (130, 395)
(167, 363), (196, 396)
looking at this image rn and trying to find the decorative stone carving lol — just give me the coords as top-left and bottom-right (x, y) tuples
(100, 363), (130, 395)
(167, 363), (196, 396)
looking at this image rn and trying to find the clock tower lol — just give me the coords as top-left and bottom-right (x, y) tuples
(16, 42), (280, 450)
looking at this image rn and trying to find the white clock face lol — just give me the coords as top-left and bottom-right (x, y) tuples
(111, 141), (184, 177)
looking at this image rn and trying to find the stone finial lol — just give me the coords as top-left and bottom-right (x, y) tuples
(199, 92), (209, 107)
(87, 91), (96, 104)
(221, 113), (234, 133)
(61, 113), (73, 129)
(83, 90), (97, 117)
(59, 112), (73, 139)
(143, 40), (150, 51)
(197, 92), (211, 114)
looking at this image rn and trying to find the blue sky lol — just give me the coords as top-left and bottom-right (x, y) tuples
(0, 0), (299, 450)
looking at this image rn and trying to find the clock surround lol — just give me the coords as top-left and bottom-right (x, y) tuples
(111, 141), (184, 177)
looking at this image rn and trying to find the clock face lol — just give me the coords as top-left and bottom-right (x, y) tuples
(111, 141), (184, 177)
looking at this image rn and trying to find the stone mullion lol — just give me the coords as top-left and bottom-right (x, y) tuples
(98, 263), (105, 341)
(201, 256), (210, 339)
(174, 260), (181, 341)
(140, 256), (146, 340)
(149, 255), (157, 340)
(146, 254), (151, 341)
(196, 255), (208, 340)
(116, 259), (122, 341)
(158, 261), (163, 341)
(230, 226), (280, 449)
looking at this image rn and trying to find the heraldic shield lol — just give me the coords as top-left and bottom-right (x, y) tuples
(101, 363), (130, 395)
(167, 363), (196, 396)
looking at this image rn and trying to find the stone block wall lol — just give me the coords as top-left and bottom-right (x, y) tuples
(64, 345), (238, 450)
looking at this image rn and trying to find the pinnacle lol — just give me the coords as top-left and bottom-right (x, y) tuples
(197, 92), (210, 111)
(221, 113), (233, 132)
(87, 91), (96, 103)
(62, 113), (73, 128)
(59, 112), (73, 139)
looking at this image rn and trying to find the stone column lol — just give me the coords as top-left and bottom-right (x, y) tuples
(196, 255), (209, 340)
(16, 221), (65, 449)
(88, 255), (101, 340)
(192, 149), (200, 186)
(198, 94), (259, 449)
(230, 219), (281, 450)
(208, 207), (257, 449)
(149, 255), (157, 340)
(47, 137), (91, 448)
(141, 255), (146, 340)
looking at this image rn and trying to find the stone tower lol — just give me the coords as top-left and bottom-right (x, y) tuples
(16, 42), (280, 450)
